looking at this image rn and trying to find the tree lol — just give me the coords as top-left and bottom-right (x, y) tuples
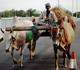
(73, 12), (80, 18)
(26, 8), (40, 17)
(0, 12), (4, 18)
(4, 11), (10, 17)
(26, 8), (35, 17)
(0, 8), (40, 17)
(16, 10), (25, 17)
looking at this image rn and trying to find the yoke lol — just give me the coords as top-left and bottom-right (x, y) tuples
(6, 26), (51, 37)
(6, 26), (51, 31)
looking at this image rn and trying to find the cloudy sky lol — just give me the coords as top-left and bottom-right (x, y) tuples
(0, 0), (80, 13)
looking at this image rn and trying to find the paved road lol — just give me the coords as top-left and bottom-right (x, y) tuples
(0, 20), (80, 70)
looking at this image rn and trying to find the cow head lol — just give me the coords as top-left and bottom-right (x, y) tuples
(51, 25), (64, 47)
(8, 31), (18, 50)
(9, 32), (25, 50)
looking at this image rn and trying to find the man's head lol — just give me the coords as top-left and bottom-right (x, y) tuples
(45, 3), (51, 10)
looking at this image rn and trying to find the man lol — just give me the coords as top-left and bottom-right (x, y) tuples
(38, 3), (58, 25)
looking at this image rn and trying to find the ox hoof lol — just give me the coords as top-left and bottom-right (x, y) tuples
(30, 56), (33, 60)
(64, 64), (67, 68)
(30, 57), (33, 60)
(13, 60), (17, 64)
(63, 64), (67, 68)
(55, 67), (58, 70)
(30, 52), (35, 60)
(32, 52), (35, 57)
(5, 49), (10, 52)
(54, 66), (59, 70)
(19, 64), (23, 67)
(16, 48), (19, 51)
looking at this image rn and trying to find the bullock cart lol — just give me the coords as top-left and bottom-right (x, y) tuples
(6, 24), (71, 70)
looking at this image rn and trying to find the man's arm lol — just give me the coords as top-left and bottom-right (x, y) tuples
(51, 11), (58, 22)
(38, 12), (46, 23)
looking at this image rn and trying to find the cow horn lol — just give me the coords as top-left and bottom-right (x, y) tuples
(0, 28), (4, 33)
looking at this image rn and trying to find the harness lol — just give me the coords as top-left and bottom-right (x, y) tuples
(58, 29), (66, 51)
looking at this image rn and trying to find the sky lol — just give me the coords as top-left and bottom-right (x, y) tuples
(0, 0), (80, 13)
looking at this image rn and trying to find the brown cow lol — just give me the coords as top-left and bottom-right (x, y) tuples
(51, 7), (76, 33)
(50, 20), (75, 70)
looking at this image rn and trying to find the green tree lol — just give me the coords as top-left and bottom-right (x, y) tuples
(0, 12), (4, 18)
(26, 8), (35, 17)
(10, 9), (15, 17)
(3, 11), (10, 17)
(16, 10), (25, 17)
(73, 12), (80, 18)
(26, 8), (40, 17)
(0, 8), (40, 18)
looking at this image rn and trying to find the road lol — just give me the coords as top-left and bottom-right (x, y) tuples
(0, 20), (80, 70)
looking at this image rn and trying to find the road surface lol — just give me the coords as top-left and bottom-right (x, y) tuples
(0, 20), (80, 70)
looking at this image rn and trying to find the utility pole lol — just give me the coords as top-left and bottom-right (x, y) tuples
(72, 0), (73, 17)
(58, 0), (59, 7)
(9, 12), (10, 17)
(76, 0), (77, 18)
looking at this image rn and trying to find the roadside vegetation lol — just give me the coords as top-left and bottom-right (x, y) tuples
(0, 8), (80, 18)
(0, 8), (40, 18)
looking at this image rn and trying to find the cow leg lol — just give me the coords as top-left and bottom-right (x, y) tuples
(19, 47), (24, 67)
(6, 41), (11, 52)
(63, 46), (67, 67)
(30, 39), (34, 60)
(32, 40), (36, 57)
(54, 45), (59, 70)
(6, 47), (10, 52)
(11, 47), (18, 64)
(27, 44), (30, 50)
(67, 44), (71, 59)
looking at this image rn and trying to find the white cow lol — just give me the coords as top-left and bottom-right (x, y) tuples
(0, 16), (37, 67)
